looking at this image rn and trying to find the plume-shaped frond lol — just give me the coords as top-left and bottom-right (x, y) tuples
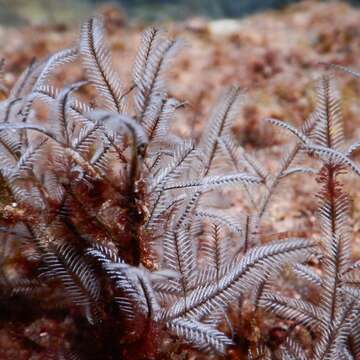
(163, 227), (196, 293)
(326, 64), (360, 78)
(314, 75), (344, 151)
(166, 318), (233, 354)
(260, 292), (323, 329)
(266, 117), (312, 146)
(80, 17), (124, 112)
(151, 140), (197, 190)
(199, 86), (244, 173)
(41, 242), (100, 310)
(162, 238), (315, 320)
(145, 97), (180, 141)
(280, 166), (318, 177)
(34, 47), (78, 90)
(50, 82), (87, 144)
(317, 165), (351, 325)
(72, 121), (102, 154)
(309, 145), (360, 176)
(194, 209), (243, 234)
(87, 245), (159, 318)
(134, 34), (181, 124)
(201, 224), (229, 281)
(259, 110), (317, 217)
(267, 118), (360, 176)
(314, 300), (357, 360)
(86, 243), (123, 265)
(132, 27), (163, 87)
(293, 263), (322, 286)
(164, 172), (261, 191)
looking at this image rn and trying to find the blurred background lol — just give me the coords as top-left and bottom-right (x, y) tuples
(0, 0), (359, 25)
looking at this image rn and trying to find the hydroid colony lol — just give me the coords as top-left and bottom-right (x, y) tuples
(0, 16), (360, 359)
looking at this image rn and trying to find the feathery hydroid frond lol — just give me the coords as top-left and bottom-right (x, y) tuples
(80, 17), (124, 113)
(162, 238), (315, 320)
(260, 292), (323, 328)
(166, 318), (233, 354)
